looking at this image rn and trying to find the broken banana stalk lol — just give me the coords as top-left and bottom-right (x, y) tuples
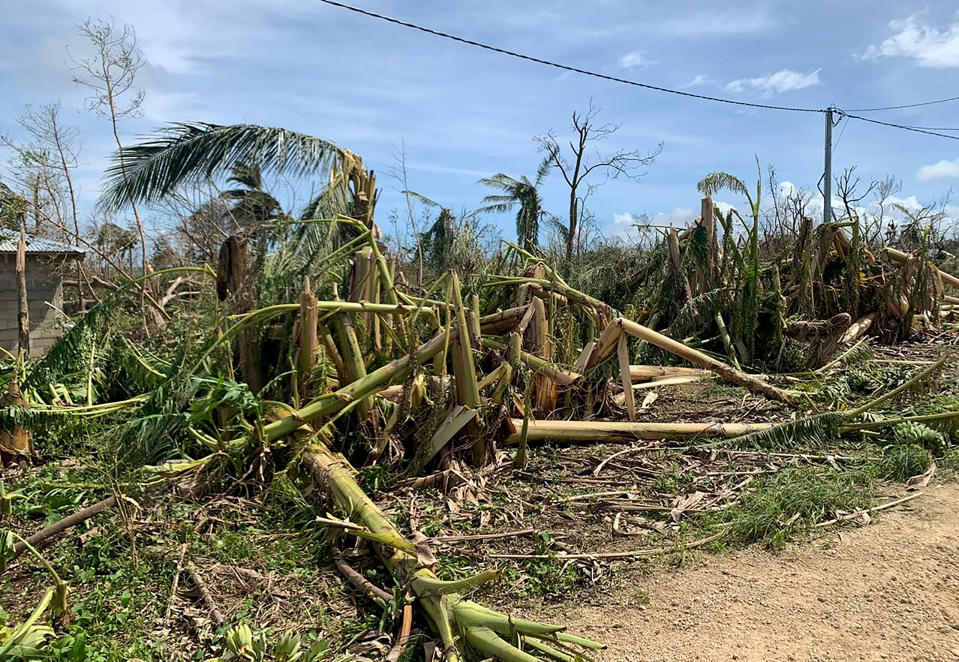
(505, 419), (773, 445)
(300, 436), (604, 661)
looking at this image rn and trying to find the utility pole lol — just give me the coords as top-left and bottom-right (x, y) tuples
(823, 106), (833, 226)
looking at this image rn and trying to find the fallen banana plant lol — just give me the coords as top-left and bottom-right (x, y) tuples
(300, 432), (605, 661)
(505, 419), (773, 445)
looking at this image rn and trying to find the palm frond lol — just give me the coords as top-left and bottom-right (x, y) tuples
(697, 172), (749, 200)
(476, 201), (516, 215)
(226, 162), (265, 190)
(665, 287), (732, 337)
(404, 190), (441, 209)
(534, 153), (553, 186)
(99, 123), (352, 211)
(476, 173), (520, 191)
(717, 412), (846, 450)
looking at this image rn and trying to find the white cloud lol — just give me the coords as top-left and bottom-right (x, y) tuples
(610, 208), (696, 238)
(778, 180), (797, 197)
(681, 74), (712, 88)
(916, 158), (959, 182)
(862, 14), (959, 68)
(613, 208), (695, 226)
(714, 201), (735, 216)
(726, 68), (821, 94)
(659, 10), (777, 37)
(885, 194), (923, 211)
(619, 51), (653, 69)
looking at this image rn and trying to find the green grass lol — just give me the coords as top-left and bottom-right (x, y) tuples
(0, 461), (369, 661)
(701, 465), (876, 551)
(877, 443), (930, 481)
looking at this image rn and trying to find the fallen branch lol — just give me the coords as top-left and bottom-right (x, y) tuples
(333, 556), (392, 606)
(11, 495), (117, 561)
(164, 543), (188, 621)
(488, 529), (728, 561)
(185, 561), (226, 627)
(813, 492), (923, 529)
(385, 593), (413, 662)
(428, 528), (537, 543)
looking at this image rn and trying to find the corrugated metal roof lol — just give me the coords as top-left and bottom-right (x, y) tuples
(0, 233), (85, 255)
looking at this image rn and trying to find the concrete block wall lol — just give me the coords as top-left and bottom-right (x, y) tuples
(0, 254), (68, 358)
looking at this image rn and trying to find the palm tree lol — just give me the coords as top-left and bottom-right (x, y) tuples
(99, 122), (376, 284)
(476, 156), (551, 251)
(220, 162), (284, 229)
(99, 122), (359, 217)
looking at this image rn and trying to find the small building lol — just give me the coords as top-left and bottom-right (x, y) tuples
(0, 234), (84, 357)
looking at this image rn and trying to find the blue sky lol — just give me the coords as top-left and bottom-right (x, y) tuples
(1, 1), (958, 242)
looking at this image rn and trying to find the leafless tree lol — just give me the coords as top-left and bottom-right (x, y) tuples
(535, 101), (661, 267)
(4, 104), (86, 300)
(0, 108), (70, 237)
(835, 167), (878, 225)
(72, 18), (149, 276)
(388, 141), (426, 287)
(869, 176), (901, 245)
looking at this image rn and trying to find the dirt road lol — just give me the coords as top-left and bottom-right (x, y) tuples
(540, 484), (959, 662)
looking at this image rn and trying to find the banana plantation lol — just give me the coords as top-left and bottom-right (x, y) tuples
(0, 120), (957, 662)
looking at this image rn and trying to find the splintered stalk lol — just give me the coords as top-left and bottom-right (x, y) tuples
(481, 338), (581, 386)
(300, 435), (604, 662)
(616, 334), (636, 421)
(450, 273), (484, 465)
(254, 306), (531, 447)
(330, 298), (370, 421)
(297, 278), (319, 401)
(629, 365), (706, 381)
(886, 246), (959, 291)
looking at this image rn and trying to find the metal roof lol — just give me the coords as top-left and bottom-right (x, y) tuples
(0, 234), (85, 255)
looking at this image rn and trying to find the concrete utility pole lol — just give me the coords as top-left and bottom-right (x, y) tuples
(823, 107), (834, 226)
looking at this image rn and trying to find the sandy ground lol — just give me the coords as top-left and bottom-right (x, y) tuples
(539, 483), (959, 662)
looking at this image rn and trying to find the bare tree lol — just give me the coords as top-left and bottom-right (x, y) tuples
(869, 176), (901, 245)
(835, 167), (878, 224)
(8, 104), (85, 301)
(535, 101), (661, 267)
(72, 18), (149, 276)
(389, 141), (426, 287)
(1, 118), (65, 236)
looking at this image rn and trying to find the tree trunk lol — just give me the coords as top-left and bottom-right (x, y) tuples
(16, 228), (30, 357)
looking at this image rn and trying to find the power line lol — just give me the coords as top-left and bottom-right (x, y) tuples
(889, 122), (959, 132)
(838, 112), (959, 141)
(843, 96), (959, 112)
(314, 0), (825, 114)
(316, 0), (959, 122)
(316, 0), (959, 143)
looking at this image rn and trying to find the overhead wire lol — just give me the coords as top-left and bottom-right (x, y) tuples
(837, 112), (959, 141)
(314, 0), (824, 113)
(315, 0), (959, 142)
(842, 96), (959, 112)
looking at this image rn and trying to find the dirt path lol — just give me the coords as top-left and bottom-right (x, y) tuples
(540, 484), (959, 662)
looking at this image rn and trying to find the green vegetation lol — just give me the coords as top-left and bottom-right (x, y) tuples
(0, 18), (956, 661)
